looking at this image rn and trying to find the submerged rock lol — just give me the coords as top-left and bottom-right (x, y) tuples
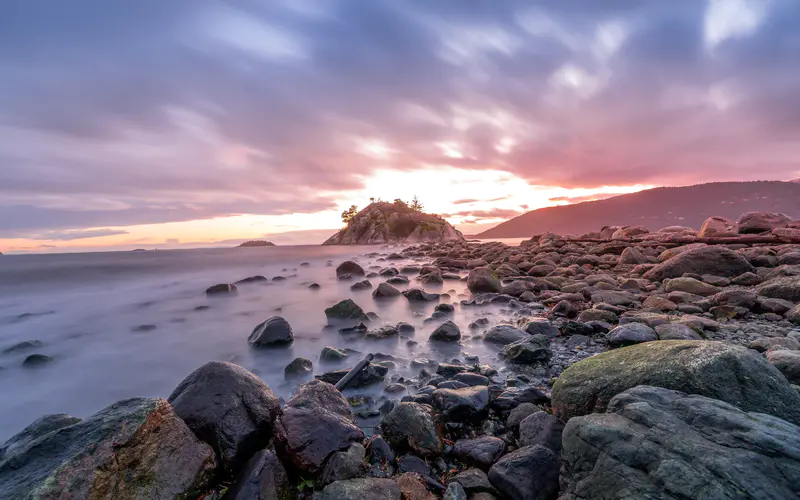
(248, 316), (294, 346)
(284, 357), (313, 378)
(336, 260), (366, 277)
(22, 353), (53, 367)
(326, 299), (369, 322)
(403, 288), (440, 302)
(373, 282), (401, 299)
(206, 283), (237, 295)
(430, 320), (461, 341)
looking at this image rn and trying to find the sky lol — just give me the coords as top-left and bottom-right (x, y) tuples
(1, 0), (799, 253)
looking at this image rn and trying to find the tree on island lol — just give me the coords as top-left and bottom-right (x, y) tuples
(341, 204), (359, 225)
(410, 195), (423, 213)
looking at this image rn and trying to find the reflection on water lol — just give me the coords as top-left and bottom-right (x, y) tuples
(0, 245), (513, 440)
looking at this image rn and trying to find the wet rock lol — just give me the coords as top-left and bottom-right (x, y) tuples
(373, 282), (401, 299)
(419, 270), (444, 285)
(432, 386), (490, 421)
(483, 325), (528, 345)
(284, 357), (313, 378)
(397, 322), (415, 334)
(503, 335), (552, 364)
(518, 411), (563, 453)
(309, 283), (321, 289)
(448, 468), (497, 496)
(387, 275), (410, 285)
(320, 443), (366, 486)
(381, 402), (442, 457)
(452, 436), (505, 470)
(403, 288), (440, 302)
(654, 323), (702, 340)
(367, 435), (395, 465)
(606, 323), (658, 347)
(435, 303), (455, 314)
(443, 482), (467, 500)
(22, 353), (53, 367)
(365, 325), (400, 340)
(168, 361), (281, 471)
(235, 275), (268, 284)
(351, 279), (373, 291)
(0, 413), (81, 460)
(337, 261), (366, 278)
(317, 364), (388, 389)
(560, 385), (800, 500)
(487, 445), (559, 500)
(326, 299), (369, 322)
(644, 246), (755, 280)
(0, 398), (216, 499)
(228, 448), (292, 500)
(454, 373), (489, 386)
(320, 346), (349, 362)
(524, 319), (559, 337)
(274, 380), (364, 475)
(249, 316), (294, 346)
(551, 340), (800, 425)
(397, 454), (431, 476)
(379, 267), (399, 276)
(437, 363), (467, 378)
(397, 473), (436, 500)
(316, 478), (401, 500)
(467, 267), (502, 294)
(438, 381), (468, 390)
(507, 403), (538, 430)
(206, 283), (237, 295)
(430, 320), (461, 341)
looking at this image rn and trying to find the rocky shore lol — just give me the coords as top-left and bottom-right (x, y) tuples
(3, 210), (800, 499)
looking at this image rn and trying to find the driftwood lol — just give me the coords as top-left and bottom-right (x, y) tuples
(335, 353), (374, 391)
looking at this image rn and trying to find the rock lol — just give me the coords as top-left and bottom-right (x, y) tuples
(507, 403), (538, 430)
(766, 349), (800, 384)
(326, 299), (369, 322)
(397, 454), (430, 477)
(448, 468), (497, 496)
(444, 482), (468, 500)
(757, 276), (800, 302)
(403, 288), (440, 302)
(590, 290), (639, 306)
(249, 316), (294, 346)
(274, 380), (364, 475)
(397, 322), (415, 334)
(606, 323), (658, 347)
(560, 385), (800, 500)
(387, 275), (410, 285)
(351, 279), (373, 291)
(235, 275), (268, 284)
(379, 267), (399, 276)
(713, 289), (758, 309)
(503, 335), (552, 364)
(321, 443), (366, 486)
(337, 260), (366, 277)
(396, 473), (436, 500)
(452, 436), (505, 470)
(22, 353), (53, 367)
(483, 325), (528, 345)
(619, 246), (647, 265)
(228, 448), (292, 500)
(642, 295), (677, 311)
(206, 283), (237, 295)
(551, 340), (800, 425)
(644, 246), (754, 280)
(168, 361), (281, 470)
(467, 267), (502, 294)
(366, 435), (395, 465)
(748, 337), (800, 352)
(788, 303), (800, 324)
(419, 270), (444, 285)
(577, 308), (618, 323)
(664, 277), (720, 296)
(0, 413), (81, 460)
(317, 364), (388, 389)
(518, 412), (563, 453)
(698, 216), (738, 237)
(285, 357), (313, 378)
(320, 346), (349, 362)
(430, 320), (461, 341)
(732, 271), (761, 286)
(373, 282), (401, 299)
(316, 478), (401, 500)
(654, 323), (702, 340)
(524, 319), (559, 337)
(453, 373), (489, 386)
(0, 398), (215, 499)
(737, 211), (792, 233)
(2, 340), (43, 354)
(487, 445), (559, 500)
(432, 386), (489, 421)
(380, 402), (442, 457)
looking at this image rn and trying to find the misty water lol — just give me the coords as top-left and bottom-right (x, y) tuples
(0, 245), (523, 441)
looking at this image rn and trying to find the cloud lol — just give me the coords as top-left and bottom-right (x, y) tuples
(548, 192), (626, 203)
(444, 208), (523, 220)
(0, 0), (799, 236)
(26, 228), (130, 241)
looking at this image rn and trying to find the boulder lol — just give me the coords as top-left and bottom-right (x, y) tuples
(228, 448), (293, 500)
(551, 340), (800, 425)
(590, 290), (639, 306)
(284, 357), (313, 378)
(443, 482), (467, 500)
(467, 267), (502, 294)
(206, 283), (237, 295)
(606, 323), (658, 347)
(698, 216), (738, 237)
(618, 246), (647, 265)
(337, 260), (366, 277)
(430, 320), (461, 341)
(373, 282), (401, 299)
(320, 346), (349, 362)
(757, 276), (800, 302)
(452, 436), (505, 471)
(487, 445), (559, 500)
(248, 316), (294, 346)
(320, 443), (366, 486)
(403, 289), (440, 302)
(0, 413), (81, 460)
(316, 478), (401, 500)
(503, 335), (552, 364)
(518, 411), (563, 453)
(432, 386), (490, 422)
(483, 325), (528, 345)
(0, 398), (216, 499)
(326, 299), (369, 322)
(524, 319), (559, 337)
(737, 211), (792, 234)
(168, 361), (281, 471)
(644, 246), (754, 280)
(316, 364), (388, 389)
(380, 402), (442, 457)
(664, 277), (720, 296)
(654, 323), (702, 340)
(766, 349), (800, 384)
(560, 385), (800, 500)
(351, 279), (373, 291)
(274, 380), (364, 475)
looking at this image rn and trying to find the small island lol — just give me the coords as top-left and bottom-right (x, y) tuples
(237, 240), (276, 248)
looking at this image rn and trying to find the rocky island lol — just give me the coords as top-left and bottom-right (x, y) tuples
(237, 240), (276, 248)
(3, 210), (800, 499)
(323, 201), (464, 245)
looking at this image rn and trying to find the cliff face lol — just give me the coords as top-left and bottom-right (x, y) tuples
(323, 202), (464, 245)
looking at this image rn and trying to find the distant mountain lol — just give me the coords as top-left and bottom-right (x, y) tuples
(476, 181), (800, 239)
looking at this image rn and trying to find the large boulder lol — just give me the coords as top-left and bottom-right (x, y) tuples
(467, 267), (502, 294)
(757, 276), (800, 302)
(325, 299), (369, 322)
(737, 211), (792, 234)
(432, 386), (490, 422)
(560, 385), (800, 500)
(274, 380), (364, 475)
(551, 340), (800, 425)
(373, 282), (401, 299)
(168, 361), (281, 471)
(228, 448), (293, 500)
(0, 398), (216, 499)
(643, 246), (754, 280)
(248, 316), (294, 346)
(336, 260), (366, 277)
(380, 402), (442, 457)
(430, 320), (461, 341)
(487, 445), (559, 500)
(698, 216), (738, 237)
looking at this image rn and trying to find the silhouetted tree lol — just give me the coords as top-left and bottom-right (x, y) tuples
(341, 205), (359, 225)
(410, 195), (423, 213)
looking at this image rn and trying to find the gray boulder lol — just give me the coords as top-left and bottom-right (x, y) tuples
(373, 282), (401, 299)
(551, 340), (800, 425)
(484, 325), (528, 345)
(606, 323), (658, 347)
(316, 364), (388, 389)
(560, 385), (800, 500)
(168, 361), (281, 471)
(487, 445), (559, 500)
(0, 413), (81, 461)
(274, 380), (364, 475)
(654, 323), (702, 340)
(643, 246), (755, 280)
(452, 436), (506, 470)
(320, 443), (366, 486)
(284, 357), (313, 378)
(432, 386), (489, 421)
(518, 411), (563, 453)
(325, 299), (369, 322)
(248, 316), (294, 346)
(524, 319), (559, 337)
(403, 288), (440, 302)
(380, 402), (442, 457)
(467, 267), (502, 294)
(503, 335), (552, 364)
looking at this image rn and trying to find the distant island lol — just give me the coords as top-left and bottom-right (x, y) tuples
(323, 199), (464, 245)
(131, 249), (147, 252)
(237, 240), (276, 248)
